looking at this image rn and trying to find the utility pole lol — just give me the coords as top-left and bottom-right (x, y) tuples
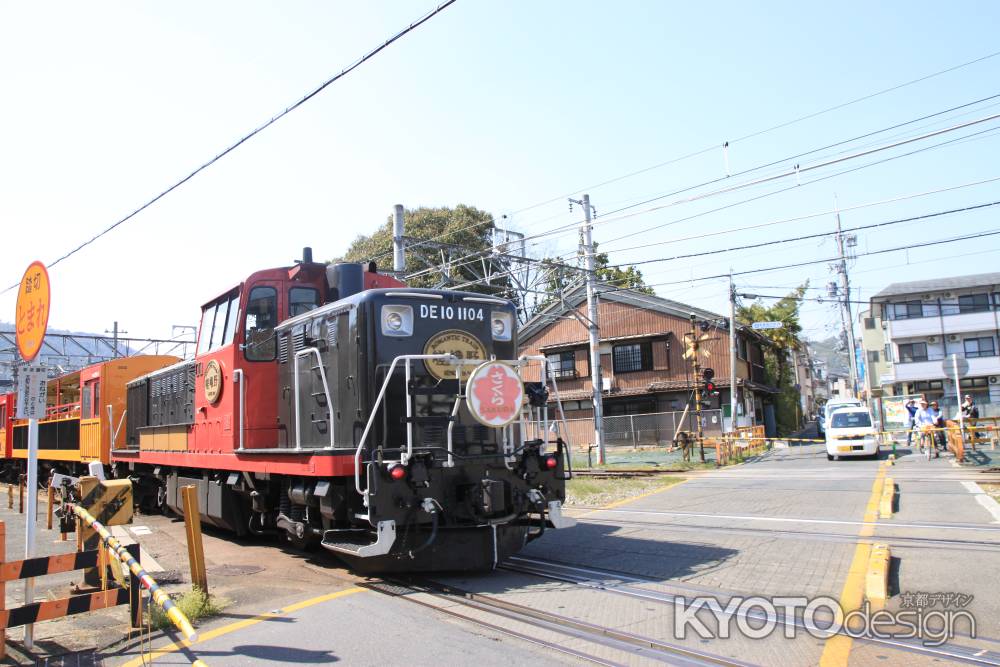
(833, 197), (860, 397)
(393, 204), (406, 274)
(729, 272), (738, 433)
(571, 194), (606, 464)
(105, 321), (127, 359)
(688, 314), (706, 463)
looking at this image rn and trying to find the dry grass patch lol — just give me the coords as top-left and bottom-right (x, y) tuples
(565, 475), (684, 507)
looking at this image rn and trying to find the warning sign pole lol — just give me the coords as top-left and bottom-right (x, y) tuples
(14, 261), (51, 649)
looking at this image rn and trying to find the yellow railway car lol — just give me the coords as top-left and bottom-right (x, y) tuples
(9, 355), (179, 476)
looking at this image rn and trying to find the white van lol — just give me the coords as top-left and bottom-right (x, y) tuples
(826, 407), (879, 460)
(823, 399), (864, 433)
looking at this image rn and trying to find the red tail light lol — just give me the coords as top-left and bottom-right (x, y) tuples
(543, 455), (558, 470)
(388, 464), (407, 480)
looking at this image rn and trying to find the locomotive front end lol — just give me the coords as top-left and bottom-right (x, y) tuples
(286, 286), (575, 572)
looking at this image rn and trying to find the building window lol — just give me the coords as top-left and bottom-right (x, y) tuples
(909, 380), (944, 392)
(612, 342), (652, 373)
(737, 337), (748, 361)
(891, 301), (924, 320)
(604, 397), (656, 416)
(897, 342), (928, 363)
(864, 317), (876, 330)
(960, 377), (989, 389)
(958, 293), (991, 313)
(884, 344), (892, 363)
(867, 350), (880, 363)
(964, 336), (996, 358)
(545, 351), (578, 379)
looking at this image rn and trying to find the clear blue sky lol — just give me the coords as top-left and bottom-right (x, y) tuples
(2, 1), (999, 341)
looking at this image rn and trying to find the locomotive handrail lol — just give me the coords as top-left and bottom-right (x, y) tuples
(293, 348), (335, 450)
(354, 354), (459, 501)
(233, 369), (245, 451)
(105, 405), (127, 450)
(519, 355), (573, 479)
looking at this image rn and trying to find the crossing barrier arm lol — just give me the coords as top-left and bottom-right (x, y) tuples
(69, 503), (198, 641)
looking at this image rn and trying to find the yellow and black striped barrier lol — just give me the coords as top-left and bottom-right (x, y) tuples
(70, 503), (197, 642)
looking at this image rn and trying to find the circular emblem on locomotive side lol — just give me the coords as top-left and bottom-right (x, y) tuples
(204, 360), (223, 404)
(466, 361), (524, 428)
(423, 330), (487, 381)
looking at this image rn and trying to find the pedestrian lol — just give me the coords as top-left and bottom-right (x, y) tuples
(962, 394), (980, 446)
(961, 394), (980, 419)
(904, 398), (918, 447)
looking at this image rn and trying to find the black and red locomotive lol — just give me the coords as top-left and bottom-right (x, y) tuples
(110, 252), (574, 572)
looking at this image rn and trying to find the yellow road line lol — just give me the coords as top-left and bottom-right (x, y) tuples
(601, 478), (690, 510)
(819, 463), (887, 667)
(120, 587), (366, 667)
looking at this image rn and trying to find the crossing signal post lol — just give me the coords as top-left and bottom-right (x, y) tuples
(685, 315), (707, 463)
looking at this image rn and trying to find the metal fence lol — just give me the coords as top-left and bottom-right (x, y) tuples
(550, 409), (724, 448)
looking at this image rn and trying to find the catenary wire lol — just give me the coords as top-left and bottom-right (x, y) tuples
(405, 111), (1000, 282)
(0, 0), (459, 296)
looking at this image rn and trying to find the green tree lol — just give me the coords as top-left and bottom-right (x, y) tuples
(339, 204), (510, 296)
(736, 284), (808, 435)
(535, 242), (653, 313)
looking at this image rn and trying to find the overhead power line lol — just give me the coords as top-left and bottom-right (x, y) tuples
(1, 0), (459, 295)
(602, 200), (1000, 270)
(404, 109), (1000, 283)
(596, 228), (1000, 294)
(418, 124), (1000, 292)
(377, 55), (1000, 263)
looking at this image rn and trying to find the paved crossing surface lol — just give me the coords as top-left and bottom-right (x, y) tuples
(98, 443), (1000, 666)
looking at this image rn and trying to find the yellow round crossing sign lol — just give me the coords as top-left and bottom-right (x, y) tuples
(15, 261), (51, 363)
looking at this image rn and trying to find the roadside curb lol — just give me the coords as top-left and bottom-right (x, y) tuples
(865, 544), (891, 610)
(879, 478), (895, 519)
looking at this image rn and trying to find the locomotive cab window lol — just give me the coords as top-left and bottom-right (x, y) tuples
(198, 289), (241, 354)
(244, 286), (277, 361)
(289, 287), (320, 317)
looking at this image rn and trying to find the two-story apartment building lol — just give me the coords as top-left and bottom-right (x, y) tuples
(869, 272), (1000, 407)
(519, 285), (777, 431)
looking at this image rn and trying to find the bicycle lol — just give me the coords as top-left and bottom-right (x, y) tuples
(918, 425), (937, 460)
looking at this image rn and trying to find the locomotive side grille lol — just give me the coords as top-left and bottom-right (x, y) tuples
(278, 333), (289, 363)
(291, 327), (306, 354)
(327, 318), (339, 348)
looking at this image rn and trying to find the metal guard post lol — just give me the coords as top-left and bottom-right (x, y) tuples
(70, 504), (197, 642)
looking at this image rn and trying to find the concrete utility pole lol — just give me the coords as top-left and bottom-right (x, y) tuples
(393, 204), (406, 274)
(833, 198), (860, 397)
(105, 321), (127, 359)
(572, 194), (606, 464)
(729, 272), (739, 433)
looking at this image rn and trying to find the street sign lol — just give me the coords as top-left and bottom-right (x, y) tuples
(15, 261), (51, 363)
(942, 355), (969, 378)
(15, 363), (48, 420)
(13, 260), (51, 650)
(751, 321), (783, 330)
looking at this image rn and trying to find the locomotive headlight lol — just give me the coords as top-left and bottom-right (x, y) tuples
(491, 311), (512, 341)
(381, 305), (413, 337)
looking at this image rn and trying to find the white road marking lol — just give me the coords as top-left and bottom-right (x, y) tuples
(592, 507), (1000, 532)
(961, 481), (1000, 524)
(129, 525), (152, 535)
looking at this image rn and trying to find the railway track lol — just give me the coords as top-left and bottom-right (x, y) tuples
(503, 556), (1000, 666)
(364, 576), (750, 667)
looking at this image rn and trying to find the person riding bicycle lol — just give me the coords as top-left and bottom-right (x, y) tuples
(913, 399), (938, 457)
